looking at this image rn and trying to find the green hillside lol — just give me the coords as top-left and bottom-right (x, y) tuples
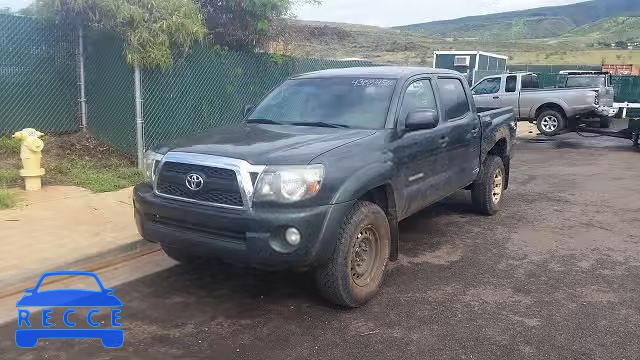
(394, 0), (640, 40)
(399, 16), (576, 41)
(282, 19), (640, 66)
(568, 16), (640, 40)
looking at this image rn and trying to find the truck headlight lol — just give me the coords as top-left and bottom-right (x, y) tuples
(143, 150), (164, 182)
(254, 165), (325, 203)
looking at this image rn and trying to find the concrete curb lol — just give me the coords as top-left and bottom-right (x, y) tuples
(0, 239), (160, 300)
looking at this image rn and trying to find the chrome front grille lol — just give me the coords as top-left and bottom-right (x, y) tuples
(153, 152), (265, 210)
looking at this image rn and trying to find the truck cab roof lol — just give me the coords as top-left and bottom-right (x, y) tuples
(292, 66), (462, 82)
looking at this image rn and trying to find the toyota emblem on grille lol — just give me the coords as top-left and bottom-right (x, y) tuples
(185, 173), (204, 191)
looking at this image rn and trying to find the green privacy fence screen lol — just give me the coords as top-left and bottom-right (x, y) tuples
(83, 32), (136, 154)
(611, 76), (640, 103)
(508, 64), (602, 73)
(142, 46), (371, 150)
(0, 14), (78, 135)
(3, 12), (640, 152)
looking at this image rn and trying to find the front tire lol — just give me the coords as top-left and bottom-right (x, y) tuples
(472, 155), (506, 215)
(314, 201), (390, 307)
(536, 109), (565, 136)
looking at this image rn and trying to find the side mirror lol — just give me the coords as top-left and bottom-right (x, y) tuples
(405, 110), (439, 131)
(244, 105), (255, 117)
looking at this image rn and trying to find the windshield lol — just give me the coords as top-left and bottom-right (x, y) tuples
(248, 78), (397, 129)
(565, 76), (607, 88)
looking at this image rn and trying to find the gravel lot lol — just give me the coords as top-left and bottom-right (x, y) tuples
(2, 133), (639, 359)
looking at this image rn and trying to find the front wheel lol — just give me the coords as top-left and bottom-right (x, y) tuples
(536, 110), (565, 136)
(471, 155), (506, 215)
(314, 201), (390, 307)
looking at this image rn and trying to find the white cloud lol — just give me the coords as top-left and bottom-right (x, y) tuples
(0, 0), (30, 10)
(1, 0), (586, 26)
(294, 0), (587, 27)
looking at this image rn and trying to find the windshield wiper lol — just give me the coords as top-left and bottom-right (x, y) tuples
(290, 121), (351, 129)
(247, 118), (282, 125)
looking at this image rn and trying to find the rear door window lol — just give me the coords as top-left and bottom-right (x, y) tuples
(437, 78), (470, 120)
(505, 75), (517, 93)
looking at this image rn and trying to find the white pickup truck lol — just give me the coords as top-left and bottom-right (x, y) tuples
(472, 73), (612, 136)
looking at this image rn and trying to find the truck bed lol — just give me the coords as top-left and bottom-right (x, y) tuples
(477, 106), (514, 121)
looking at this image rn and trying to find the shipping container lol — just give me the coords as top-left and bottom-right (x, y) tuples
(433, 51), (508, 85)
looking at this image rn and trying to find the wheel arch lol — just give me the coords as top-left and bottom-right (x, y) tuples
(485, 137), (510, 190)
(358, 184), (399, 261)
(330, 161), (398, 261)
(534, 102), (568, 120)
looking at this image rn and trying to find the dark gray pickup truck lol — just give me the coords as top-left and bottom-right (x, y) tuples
(133, 67), (516, 307)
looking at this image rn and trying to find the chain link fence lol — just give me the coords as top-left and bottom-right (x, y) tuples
(0, 14), (79, 135)
(3, 13), (640, 156)
(142, 47), (370, 150)
(507, 64), (602, 73)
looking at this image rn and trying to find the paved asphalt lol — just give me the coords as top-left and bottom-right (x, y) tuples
(2, 133), (639, 359)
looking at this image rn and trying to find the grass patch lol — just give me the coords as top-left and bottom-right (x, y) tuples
(1, 133), (142, 194)
(48, 159), (144, 193)
(0, 169), (21, 187)
(0, 137), (20, 154)
(0, 189), (18, 209)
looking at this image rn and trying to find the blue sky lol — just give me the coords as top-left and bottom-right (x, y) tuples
(2, 0), (587, 27)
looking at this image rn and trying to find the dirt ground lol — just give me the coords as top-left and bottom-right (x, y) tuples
(1, 133), (639, 359)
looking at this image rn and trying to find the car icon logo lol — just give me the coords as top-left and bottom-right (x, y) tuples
(185, 173), (204, 191)
(15, 271), (124, 349)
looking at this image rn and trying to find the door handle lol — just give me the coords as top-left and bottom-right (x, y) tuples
(439, 136), (448, 147)
(492, 96), (500, 99)
(471, 128), (480, 136)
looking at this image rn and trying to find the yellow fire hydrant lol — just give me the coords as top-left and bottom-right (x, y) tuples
(12, 128), (46, 191)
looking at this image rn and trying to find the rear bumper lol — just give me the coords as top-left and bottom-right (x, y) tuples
(133, 184), (354, 269)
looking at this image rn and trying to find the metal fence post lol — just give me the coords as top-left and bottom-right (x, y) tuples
(134, 64), (144, 169)
(78, 26), (87, 130)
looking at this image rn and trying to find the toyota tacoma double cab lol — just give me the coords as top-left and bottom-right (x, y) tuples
(133, 67), (516, 307)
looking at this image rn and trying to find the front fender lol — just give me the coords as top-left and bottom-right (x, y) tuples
(330, 161), (395, 205)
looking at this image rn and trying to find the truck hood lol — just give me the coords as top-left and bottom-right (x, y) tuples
(162, 124), (376, 165)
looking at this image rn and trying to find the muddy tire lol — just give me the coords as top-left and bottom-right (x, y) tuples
(314, 201), (390, 307)
(471, 155), (505, 216)
(536, 109), (565, 136)
(600, 117), (611, 129)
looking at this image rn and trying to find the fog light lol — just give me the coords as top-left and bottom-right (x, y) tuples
(285, 227), (301, 246)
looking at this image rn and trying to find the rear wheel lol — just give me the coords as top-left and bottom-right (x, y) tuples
(536, 109), (565, 136)
(472, 155), (505, 215)
(600, 117), (611, 129)
(314, 201), (390, 307)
